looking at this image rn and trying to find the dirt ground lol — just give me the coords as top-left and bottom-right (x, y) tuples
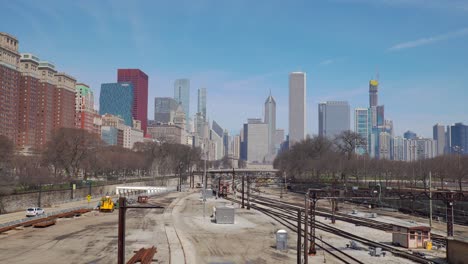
(170, 192), (299, 263)
(0, 192), (177, 264)
(2, 186), (449, 264)
(0, 190), (306, 264)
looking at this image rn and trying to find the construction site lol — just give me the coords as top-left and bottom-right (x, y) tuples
(0, 170), (467, 264)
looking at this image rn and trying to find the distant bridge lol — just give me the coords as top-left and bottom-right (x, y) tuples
(192, 168), (279, 175)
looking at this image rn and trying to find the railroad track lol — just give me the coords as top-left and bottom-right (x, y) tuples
(250, 194), (447, 247)
(227, 196), (363, 264)
(228, 195), (436, 264)
(163, 196), (187, 264)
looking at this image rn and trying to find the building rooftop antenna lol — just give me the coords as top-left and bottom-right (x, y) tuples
(376, 66), (380, 82)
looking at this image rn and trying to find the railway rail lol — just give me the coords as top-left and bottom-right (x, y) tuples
(251, 194), (447, 247)
(226, 196), (364, 264)
(227, 194), (437, 264)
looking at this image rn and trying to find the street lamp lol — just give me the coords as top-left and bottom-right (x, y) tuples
(202, 140), (209, 220)
(453, 146), (464, 190)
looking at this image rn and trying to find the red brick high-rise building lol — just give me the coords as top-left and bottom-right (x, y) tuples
(117, 69), (148, 134)
(0, 32), (20, 144)
(54, 72), (76, 129)
(17, 53), (41, 150)
(37, 61), (57, 148)
(1, 32), (83, 152)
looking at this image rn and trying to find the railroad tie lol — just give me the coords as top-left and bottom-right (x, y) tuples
(127, 246), (157, 264)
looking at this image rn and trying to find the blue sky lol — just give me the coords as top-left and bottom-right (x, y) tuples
(4, 0), (468, 137)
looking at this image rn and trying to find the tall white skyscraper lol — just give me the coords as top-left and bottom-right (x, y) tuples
(174, 79), (190, 130)
(264, 93), (276, 157)
(289, 72), (306, 145)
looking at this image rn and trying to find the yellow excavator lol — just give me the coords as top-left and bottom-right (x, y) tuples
(98, 196), (115, 212)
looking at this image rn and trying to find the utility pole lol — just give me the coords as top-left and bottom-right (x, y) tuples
(218, 177), (221, 198)
(247, 176), (250, 210)
(297, 209), (302, 264)
(203, 148), (207, 220)
(304, 193), (309, 264)
(309, 192), (317, 256)
(429, 171), (432, 228)
(232, 168), (235, 194)
(446, 192), (454, 237)
(118, 197), (127, 264)
(331, 199), (336, 224)
(280, 178), (283, 199)
(37, 184), (42, 208)
(242, 174), (245, 208)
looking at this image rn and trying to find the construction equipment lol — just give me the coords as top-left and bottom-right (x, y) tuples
(99, 196), (115, 212)
(137, 196), (148, 203)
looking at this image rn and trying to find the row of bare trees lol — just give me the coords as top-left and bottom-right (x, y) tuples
(0, 128), (204, 195)
(274, 131), (468, 191)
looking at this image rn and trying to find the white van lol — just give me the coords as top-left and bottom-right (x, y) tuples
(26, 207), (45, 217)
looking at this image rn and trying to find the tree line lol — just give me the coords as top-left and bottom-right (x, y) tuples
(273, 131), (468, 191)
(0, 128), (207, 195)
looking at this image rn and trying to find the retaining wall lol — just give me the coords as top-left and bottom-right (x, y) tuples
(0, 175), (202, 214)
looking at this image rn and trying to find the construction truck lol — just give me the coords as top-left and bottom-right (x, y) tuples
(98, 196), (115, 212)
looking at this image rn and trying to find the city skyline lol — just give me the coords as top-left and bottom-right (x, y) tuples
(3, 0), (468, 137)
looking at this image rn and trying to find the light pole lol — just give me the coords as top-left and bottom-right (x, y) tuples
(453, 146), (464, 191)
(203, 141), (209, 220)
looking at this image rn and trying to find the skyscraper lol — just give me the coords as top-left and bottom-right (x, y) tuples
(264, 93), (276, 157)
(54, 72), (77, 129)
(449, 123), (468, 155)
(369, 80), (378, 107)
(100, 82), (134, 127)
(18, 53), (40, 150)
(37, 61), (57, 147)
(318, 101), (350, 138)
(354, 108), (370, 154)
(433, 124), (446, 156)
(289, 72), (306, 145)
(154, 97), (178, 124)
(117, 69), (149, 134)
(243, 119), (269, 163)
(174, 79), (190, 130)
(198, 87), (207, 119)
(212, 120), (224, 138)
(75, 83), (95, 133)
(376, 105), (385, 127)
(0, 32), (20, 144)
(223, 130), (230, 156)
(393, 136), (407, 161)
(210, 120), (224, 160)
(404, 130), (417, 140)
(378, 132), (392, 159)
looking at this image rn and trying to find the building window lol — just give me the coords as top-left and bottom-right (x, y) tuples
(409, 231), (415, 240)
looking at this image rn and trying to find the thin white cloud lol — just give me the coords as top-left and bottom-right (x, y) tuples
(319, 59), (335, 66)
(388, 27), (468, 51)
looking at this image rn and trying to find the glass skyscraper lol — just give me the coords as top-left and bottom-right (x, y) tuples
(354, 108), (370, 154)
(99, 82), (134, 126)
(117, 69), (148, 134)
(154, 97), (178, 123)
(449, 123), (468, 155)
(318, 101), (350, 138)
(174, 79), (190, 129)
(198, 88), (206, 119)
